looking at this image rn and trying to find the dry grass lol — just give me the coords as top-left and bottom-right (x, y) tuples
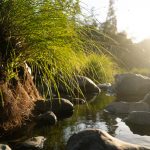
(0, 66), (41, 131)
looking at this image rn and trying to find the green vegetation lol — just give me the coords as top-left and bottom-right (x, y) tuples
(0, 0), (117, 86)
(82, 54), (118, 83)
(1, 0), (150, 131)
(0, 0), (118, 130)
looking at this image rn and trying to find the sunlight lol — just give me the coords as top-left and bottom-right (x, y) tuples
(81, 0), (150, 42)
(116, 0), (150, 42)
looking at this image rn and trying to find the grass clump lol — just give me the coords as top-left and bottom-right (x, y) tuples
(0, 0), (119, 130)
(81, 54), (118, 83)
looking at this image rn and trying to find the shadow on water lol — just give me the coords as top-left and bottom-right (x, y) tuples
(4, 92), (150, 149)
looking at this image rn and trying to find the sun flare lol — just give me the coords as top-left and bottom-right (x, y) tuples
(81, 0), (150, 42)
(116, 0), (150, 42)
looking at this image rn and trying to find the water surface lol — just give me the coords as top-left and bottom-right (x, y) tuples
(29, 93), (150, 149)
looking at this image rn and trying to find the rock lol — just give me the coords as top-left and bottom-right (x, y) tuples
(97, 83), (111, 91)
(16, 136), (46, 150)
(71, 98), (86, 105)
(141, 92), (150, 105)
(75, 76), (101, 94)
(55, 76), (101, 95)
(66, 129), (150, 150)
(51, 98), (74, 118)
(124, 111), (150, 126)
(105, 101), (150, 114)
(125, 122), (150, 136)
(114, 73), (150, 98)
(33, 100), (50, 115)
(0, 144), (11, 150)
(36, 111), (57, 126)
(34, 98), (74, 118)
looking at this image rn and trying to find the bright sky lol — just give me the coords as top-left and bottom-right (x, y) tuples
(80, 0), (150, 42)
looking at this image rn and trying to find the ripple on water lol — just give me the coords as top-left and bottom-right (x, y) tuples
(16, 93), (150, 150)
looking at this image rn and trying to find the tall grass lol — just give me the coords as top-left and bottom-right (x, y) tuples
(0, 0), (119, 97)
(82, 54), (118, 83)
(0, 0), (120, 130)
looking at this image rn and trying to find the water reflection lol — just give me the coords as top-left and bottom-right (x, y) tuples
(27, 93), (150, 149)
(125, 121), (150, 136)
(115, 118), (150, 147)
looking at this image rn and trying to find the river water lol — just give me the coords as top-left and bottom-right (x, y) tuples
(24, 93), (150, 149)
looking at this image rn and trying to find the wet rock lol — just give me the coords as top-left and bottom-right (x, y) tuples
(71, 98), (86, 105)
(16, 136), (46, 150)
(114, 73), (150, 98)
(51, 98), (74, 117)
(105, 101), (150, 114)
(124, 111), (150, 126)
(97, 83), (111, 91)
(126, 122), (150, 136)
(0, 144), (11, 150)
(34, 98), (74, 118)
(66, 129), (150, 150)
(33, 100), (49, 115)
(36, 111), (57, 126)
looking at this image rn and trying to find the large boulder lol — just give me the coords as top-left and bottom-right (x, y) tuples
(105, 101), (150, 114)
(66, 129), (150, 150)
(16, 136), (46, 150)
(124, 111), (150, 126)
(0, 144), (11, 150)
(34, 98), (74, 118)
(114, 73), (150, 98)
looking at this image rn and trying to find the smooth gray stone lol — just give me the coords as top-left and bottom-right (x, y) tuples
(67, 129), (150, 150)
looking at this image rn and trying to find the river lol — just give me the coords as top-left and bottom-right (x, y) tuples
(24, 92), (150, 150)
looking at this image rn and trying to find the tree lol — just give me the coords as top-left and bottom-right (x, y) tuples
(101, 0), (117, 35)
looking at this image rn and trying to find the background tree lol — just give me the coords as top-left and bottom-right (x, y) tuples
(101, 0), (117, 35)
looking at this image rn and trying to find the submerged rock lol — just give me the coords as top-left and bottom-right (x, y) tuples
(0, 144), (11, 150)
(105, 101), (150, 114)
(66, 129), (150, 150)
(114, 73), (150, 98)
(16, 136), (46, 150)
(36, 111), (57, 126)
(124, 111), (150, 126)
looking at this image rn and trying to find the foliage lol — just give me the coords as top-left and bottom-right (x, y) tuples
(92, 0), (150, 70)
(82, 54), (118, 83)
(0, 0), (118, 99)
(101, 0), (117, 35)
